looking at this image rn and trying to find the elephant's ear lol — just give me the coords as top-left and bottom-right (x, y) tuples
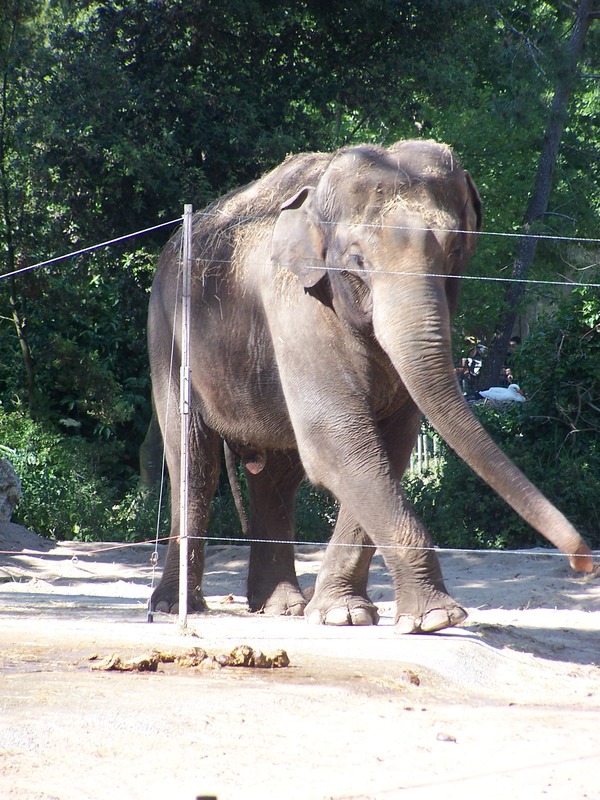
(271, 186), (327, 288)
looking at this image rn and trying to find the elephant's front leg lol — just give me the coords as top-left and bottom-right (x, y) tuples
(383, 505), (467, 633)
(306, 503), (466, 633)
(380, 407), (467, 633)
(246, 450), (307, 616)
(305, 508), (380, 626)
(304, 404), (466, 634)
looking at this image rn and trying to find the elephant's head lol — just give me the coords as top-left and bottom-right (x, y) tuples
(272, 139), (592, 571)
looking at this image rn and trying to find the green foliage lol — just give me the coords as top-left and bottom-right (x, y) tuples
(1, 407), (112, 538)
(438, 3), (600, 354)
(207, 489), (244, 542)
(1, 0), (599, 545)
(405, 288), (600, 549)
(0, 407), (168, 541)
(295, 483), (339, 543)
(0, 246), (157, 474)
(109, 484), (170, 544)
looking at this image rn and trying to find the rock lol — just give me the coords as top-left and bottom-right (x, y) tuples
(90, 652), (161, 672)
(399, 669), (421, 686)
(0, 521), (52, 551)
(0, 458), (21, 522)
(88, 646), (291, 673)
(174, 648), (208, 667)
(226, 645), (290, 669)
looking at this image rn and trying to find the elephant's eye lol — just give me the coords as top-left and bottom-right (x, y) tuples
(349, 252), (365, 269)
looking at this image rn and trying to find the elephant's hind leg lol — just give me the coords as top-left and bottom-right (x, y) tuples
(150, 417), (221, 614)
(246, 450), (306, 616)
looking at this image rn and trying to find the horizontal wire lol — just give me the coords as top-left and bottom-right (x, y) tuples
(1, 534), (595, 564)
(1, 211), (600, 288)
(0, 210), (595, 597)
(187, 254), (600, 289)
(0, 217), (182, 282)
(197, 207), (600, 245)
(184, 534), (599, 563)
(304, 263), (600, 289)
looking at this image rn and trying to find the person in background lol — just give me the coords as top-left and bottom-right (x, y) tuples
(502, 335), (521, 385)
(456, 338), (487, 393)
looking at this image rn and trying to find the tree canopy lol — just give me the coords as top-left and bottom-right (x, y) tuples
(1, 0), (599, 543)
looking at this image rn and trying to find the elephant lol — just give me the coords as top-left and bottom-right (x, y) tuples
(148, 139), (593, 634)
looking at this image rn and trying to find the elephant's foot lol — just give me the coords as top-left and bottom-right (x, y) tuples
(150, 583), (208, 615)
(248, 582), (307, 617)
(395, 603), (467, 634)
(305, 594), (380, 626)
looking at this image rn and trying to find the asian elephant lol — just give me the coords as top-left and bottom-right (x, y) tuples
(148, 139), (593, 634)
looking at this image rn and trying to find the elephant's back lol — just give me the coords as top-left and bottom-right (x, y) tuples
(152, 151), (332, 301)
(213, 151), (333, 222)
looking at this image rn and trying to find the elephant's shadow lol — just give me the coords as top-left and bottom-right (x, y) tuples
(293, 547), (600, 667)
(464, 620), (599, 666)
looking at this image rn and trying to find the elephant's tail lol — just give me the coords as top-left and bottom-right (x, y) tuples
(223, 441), (249, 536)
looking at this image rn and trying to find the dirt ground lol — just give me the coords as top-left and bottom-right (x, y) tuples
(0, 521), (599, 800)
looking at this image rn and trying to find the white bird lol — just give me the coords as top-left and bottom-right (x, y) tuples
(478, 384), (527, 403)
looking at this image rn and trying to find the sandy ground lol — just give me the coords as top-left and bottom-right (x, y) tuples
(0, 521), (599, 800)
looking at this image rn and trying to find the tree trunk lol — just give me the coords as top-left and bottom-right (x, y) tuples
(479, 0), (598, 389)
(1, 16), (41, 418)
(8, 277), (40, 416)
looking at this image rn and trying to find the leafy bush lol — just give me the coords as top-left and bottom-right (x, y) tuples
(404, 288), (600, 550)
(207, 478), (246, 542)
(1, 408), (112, 538)
(0, 407), (166, 541)
(109, 484), (170, 544)
(295, 483), (339, 543)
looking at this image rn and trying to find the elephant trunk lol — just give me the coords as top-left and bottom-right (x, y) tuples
(372, 281), (593, 572)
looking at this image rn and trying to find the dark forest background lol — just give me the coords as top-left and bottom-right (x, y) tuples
(1, 0), (599, 547)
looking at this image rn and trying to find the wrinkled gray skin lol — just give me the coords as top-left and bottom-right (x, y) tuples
(148, 140), (593, 634)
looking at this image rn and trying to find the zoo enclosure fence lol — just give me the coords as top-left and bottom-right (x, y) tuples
(408, 427), (443, 474)
(1, 208), (600, 608)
